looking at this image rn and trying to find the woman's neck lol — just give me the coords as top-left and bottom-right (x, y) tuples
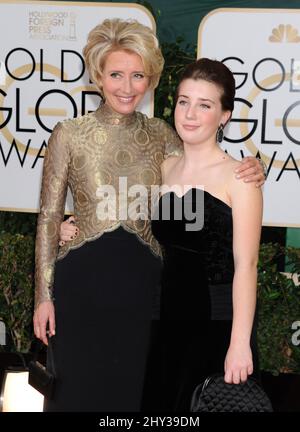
(181, 141), (225, 170)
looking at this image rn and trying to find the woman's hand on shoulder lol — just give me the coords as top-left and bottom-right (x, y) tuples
(59, 216), (79, 246)
(234, 156), (266, 187)
(224, 342), (253, 384)
(33, 300), (55, 345)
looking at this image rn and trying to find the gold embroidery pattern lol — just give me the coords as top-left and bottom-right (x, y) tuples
(35, 104), (182, 308)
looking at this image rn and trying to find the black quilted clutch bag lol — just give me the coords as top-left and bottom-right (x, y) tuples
(190, 374), (273, 412)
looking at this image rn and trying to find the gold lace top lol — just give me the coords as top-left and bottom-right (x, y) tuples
(35, 103), (182, 308)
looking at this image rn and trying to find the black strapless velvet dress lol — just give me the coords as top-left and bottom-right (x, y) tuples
(143, 188), (259, 412)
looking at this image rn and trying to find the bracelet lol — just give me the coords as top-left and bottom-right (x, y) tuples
(257, 157), (268, 178)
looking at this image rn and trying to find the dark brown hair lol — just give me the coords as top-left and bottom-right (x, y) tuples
(176, 58), (236, 112)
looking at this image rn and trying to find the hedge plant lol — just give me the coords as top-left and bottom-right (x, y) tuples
(257, 243), (300, 375)
(0, 232), (35, 352)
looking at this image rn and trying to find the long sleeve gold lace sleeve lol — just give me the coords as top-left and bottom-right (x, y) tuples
(35, 122), (70, 309)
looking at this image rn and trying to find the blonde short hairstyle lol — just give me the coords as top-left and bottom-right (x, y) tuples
(83, 18), (164, 94)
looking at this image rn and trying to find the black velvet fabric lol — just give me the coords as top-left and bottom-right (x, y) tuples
(143, 188), (259, 412)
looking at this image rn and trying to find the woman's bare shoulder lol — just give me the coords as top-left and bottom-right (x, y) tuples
(161, 155), (180, 171)
(162, 154), (180, 166)
(161, 155), (180, 181)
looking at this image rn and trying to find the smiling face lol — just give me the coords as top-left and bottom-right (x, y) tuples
(174, 78), (231, 146)
(99, 49), (150, 115)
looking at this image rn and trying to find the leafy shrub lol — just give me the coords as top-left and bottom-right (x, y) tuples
(155, 37), (196, 126)
(257, 243), (300, 374)
(0, 233), (35, 352)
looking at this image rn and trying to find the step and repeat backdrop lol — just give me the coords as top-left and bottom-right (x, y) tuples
(0, 1), (299, 227)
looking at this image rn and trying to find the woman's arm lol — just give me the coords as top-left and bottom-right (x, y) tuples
(33, 122), (70, 344)
(224, 173), (263, 384)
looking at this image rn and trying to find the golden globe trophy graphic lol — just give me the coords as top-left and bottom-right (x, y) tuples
(0, 61), (5, 86)
(239, 24), (300, 171)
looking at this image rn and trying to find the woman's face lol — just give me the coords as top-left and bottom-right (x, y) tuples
(174, 78), (231, 146)
(99, 49), (150, 115)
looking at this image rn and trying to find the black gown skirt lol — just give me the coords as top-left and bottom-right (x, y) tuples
(44, 227), (162, 412)
(143, 189), (260, 412)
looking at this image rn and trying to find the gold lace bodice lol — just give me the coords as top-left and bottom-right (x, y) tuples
(35, 103), (182, 308)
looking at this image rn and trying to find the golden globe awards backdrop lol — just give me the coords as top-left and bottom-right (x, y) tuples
(0, 0), (155, 212)
(198, 8), (300, 227)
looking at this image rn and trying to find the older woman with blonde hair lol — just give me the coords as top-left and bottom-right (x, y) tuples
(33, 18), (181, 412)
(34, 18), (265, 412)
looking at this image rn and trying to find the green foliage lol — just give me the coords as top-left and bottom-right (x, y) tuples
(0, 211), (37, 236)
(257, 243), (300, 375)
(0, 232), (35, 352)
(154, 37), (196, 127)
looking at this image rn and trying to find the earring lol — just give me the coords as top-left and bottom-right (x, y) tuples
(216, 124), (224, 143)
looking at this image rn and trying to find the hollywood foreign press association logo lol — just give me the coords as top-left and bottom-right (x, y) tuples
(28, 10), (77, 41)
